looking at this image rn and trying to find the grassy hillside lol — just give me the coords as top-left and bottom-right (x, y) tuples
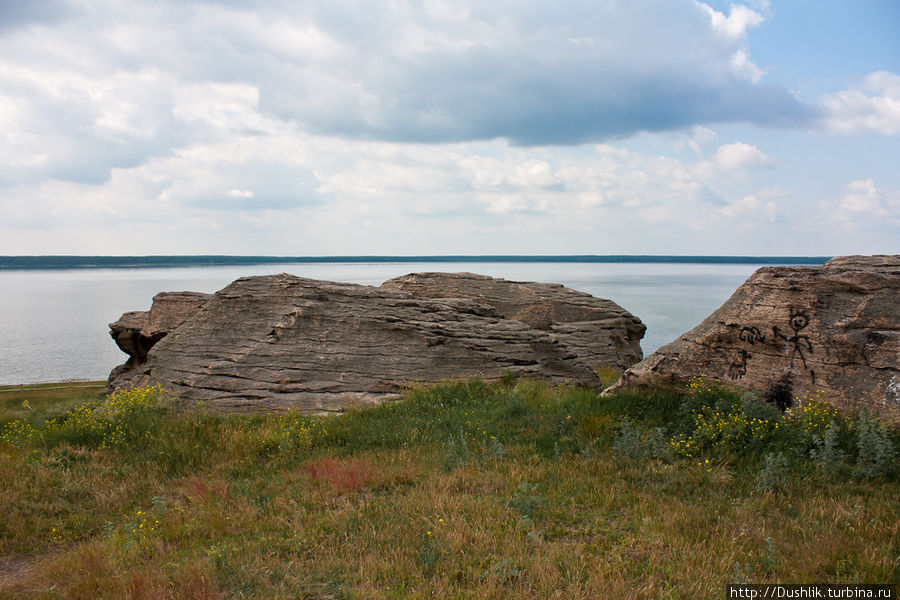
(1, 377), (897, 599)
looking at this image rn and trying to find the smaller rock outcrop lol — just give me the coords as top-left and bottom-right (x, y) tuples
(382, 272), (645, 371)
(605, 255), (900, 419)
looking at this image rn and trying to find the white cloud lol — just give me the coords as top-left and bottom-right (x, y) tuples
(306, 135), (768, 230)
(820, 71), (900, 135)
(700, 2), (765, 41)
(718, 194), (782, 222)
(807, 179), (900, 243)
(0, 1), (896, 256)
(841, 179), (882, 213)
(714, 142), (772, 170)
(677, 125), (718, 156)
(835, 179), (900, 220)
(173, 82), (267, 134)
(482, 193), (529, 214)
(0, 0), (815, 172)
(730, 48), (765, 83)
(3, 123), (894, 255)
(698, 3), (767, 84)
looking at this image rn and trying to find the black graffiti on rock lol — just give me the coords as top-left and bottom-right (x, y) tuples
(739, 326), (766, 345)
(728, 349), (752, 380)
(773, 308), (814, 370)
(723, 325), (765, 380)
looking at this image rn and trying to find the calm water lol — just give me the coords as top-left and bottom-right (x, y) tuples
(0, 262), (761, 384)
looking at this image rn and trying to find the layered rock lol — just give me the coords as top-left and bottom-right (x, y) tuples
(605, 255), (900, 418)
(107, 292), (212, 389)
(107, 274), (619, 413)
(382, 272), (645, 371)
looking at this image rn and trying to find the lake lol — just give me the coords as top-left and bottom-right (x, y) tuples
(0, 261), (767, 384)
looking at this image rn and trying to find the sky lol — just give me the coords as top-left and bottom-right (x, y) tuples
(1, 0), (898, 256)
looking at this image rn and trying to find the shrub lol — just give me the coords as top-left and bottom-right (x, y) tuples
(670, 382), (780, 459)
(1, 385), (173, 452)
(507, 482), (546, 519)
(663, 380), (887, 482)
(783, 392), (840, 450)
(0, 418), (39, 450)
(45, 384), (172, 450)
(443, 427), (504, 469)
(246, 411), (320, 458)
(481, 558), (521, 583)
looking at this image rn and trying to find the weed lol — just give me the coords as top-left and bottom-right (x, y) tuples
(761, 537), (779, 573)
(854, 410), (898, 479)
(2, 384), (175, 457)
(596, 367), (623, 389)
(443, 427), (504, 469)
(809, 421), (846, 475)
(784, 392), (840, 450)
(508, 482), (547, 519)
(613, 418), (670, 461)
(444, 429), (472, 469)
(757, 452), (791, 493)
(0, 418), (39, 449)
(671, 386), (779, 459)
(416, 530), (443, 573)
(732, 560), (753, 584)
(247, 411), (322, 458)
(481, 558), (521, 583)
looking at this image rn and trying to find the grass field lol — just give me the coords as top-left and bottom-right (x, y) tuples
(0, 381), (106, 422)
(1, 377), (897, 599)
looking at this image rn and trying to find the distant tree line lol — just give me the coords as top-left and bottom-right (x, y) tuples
(0, 255), (831, 270)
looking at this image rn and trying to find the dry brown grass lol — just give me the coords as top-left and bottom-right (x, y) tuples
(305, 456), (383, 494)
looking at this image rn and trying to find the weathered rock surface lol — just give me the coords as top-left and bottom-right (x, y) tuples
(382, 272), (645, 371)
(605, 255), (900, 418)
(107, 274), (619, 413)
(107, 292), (212, 389)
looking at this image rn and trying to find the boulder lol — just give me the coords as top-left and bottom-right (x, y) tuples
(107, 274), (610, 413)
(604, 255), (900, 419)
(382, 272), (645, 371)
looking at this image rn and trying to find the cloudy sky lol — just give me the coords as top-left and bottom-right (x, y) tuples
(2, 0), (898, 256)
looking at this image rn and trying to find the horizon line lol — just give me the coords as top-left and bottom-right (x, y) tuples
(0, 254), (835, 270)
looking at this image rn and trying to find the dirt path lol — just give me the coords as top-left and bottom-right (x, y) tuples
(0, 553), (36, 591)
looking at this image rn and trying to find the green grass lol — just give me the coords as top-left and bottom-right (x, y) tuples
(1, 381), (106, 427)
(0, 377), (897, 599)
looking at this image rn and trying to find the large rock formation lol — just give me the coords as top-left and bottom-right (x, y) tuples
(605, 255), (900, 418)
(106, 273), (644, 413)
(382, 272), (645, 371)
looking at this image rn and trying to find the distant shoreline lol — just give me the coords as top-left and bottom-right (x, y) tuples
(0, 255), (831, 271)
